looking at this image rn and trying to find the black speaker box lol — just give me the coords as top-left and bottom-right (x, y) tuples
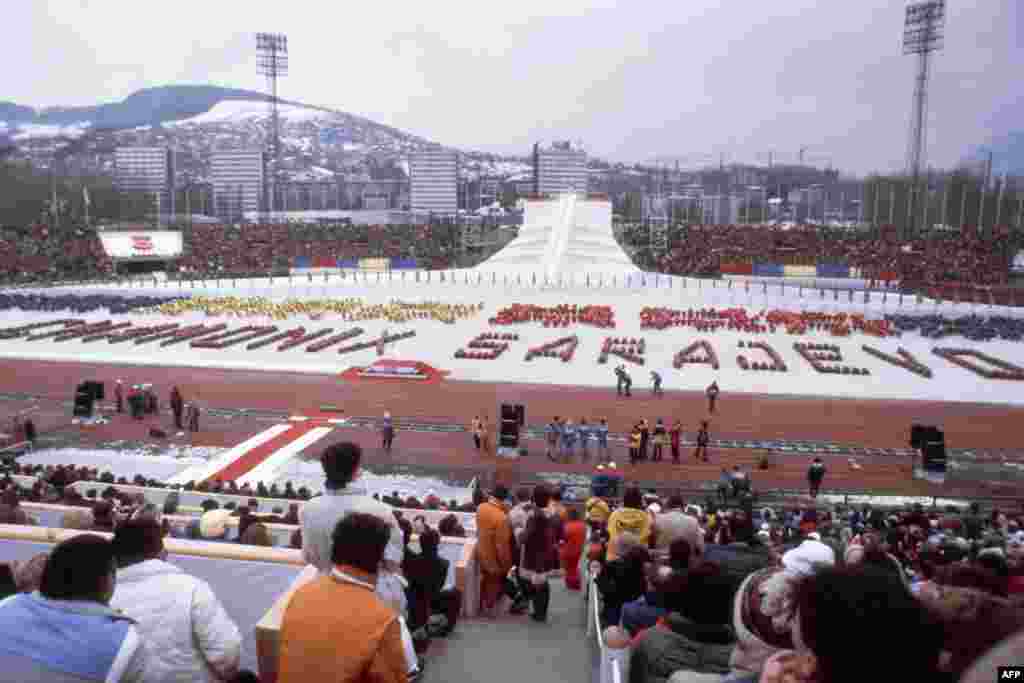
(923, 441), (947, 472)
(910, 424), (927, 449)
(73, 397), (93, 417)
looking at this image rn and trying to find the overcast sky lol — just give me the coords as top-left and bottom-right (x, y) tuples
(5, 0), (1021, 174)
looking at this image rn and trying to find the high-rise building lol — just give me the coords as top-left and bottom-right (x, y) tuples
(533, 141), (588, 196)
(114, 147), (176, 216)
(410, 148), (459, 215)
(210, 150), (266, 221)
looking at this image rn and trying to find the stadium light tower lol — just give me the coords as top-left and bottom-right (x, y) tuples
(903, 1), (946, 236)
(257, 32), (288, 212)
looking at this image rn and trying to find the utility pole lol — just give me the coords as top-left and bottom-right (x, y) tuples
(978, 151), (993, 234)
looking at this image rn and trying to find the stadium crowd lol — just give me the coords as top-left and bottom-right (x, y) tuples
(470, 474), (1024, 683)
(1, 442), (472, 681)
(5, 442), (1024, 681)
(0, 223), (113, 283)
(650, 224), (1020, 291)
(178, 223), (459, 276)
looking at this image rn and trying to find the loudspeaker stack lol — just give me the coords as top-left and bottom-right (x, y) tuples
(73, 382), (94, 418)
(500, 403), (524, 448)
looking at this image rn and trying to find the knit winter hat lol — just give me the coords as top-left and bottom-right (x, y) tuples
(782, 540), (835, 577)
(730, 568), (802, 674)
(199, 509), (232, 539)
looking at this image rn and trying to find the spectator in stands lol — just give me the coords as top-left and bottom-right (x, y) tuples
(518, 485), (563, 622)
(623, 526), (707, 636)
(0, 487), (32, 525)
(91, 500), (116, 532)
(728, 539), (835, 677)
(475, 484), (513, 617)
(110, 519), (243, 682)
(560, 508), (586, 591)
(627, 561), (737, 683)
(278, 513), (408, 683)
(198, 509), (232, 542)
(606, 487), (652, 560)
(240, 522), (273, 547)
(0, 564), (15, 600)
(298, 442), (417, 675)
(652, 495), (704, 558)
(507, 487), (534, 537)
(10, 553), (46, 596)
(727, 565), (944, 683)
(403, 527), (460, 638)
(0, 534), (148, 682)
(596, 532), (650, 627)
(301, 442), (403, 573)
(61, 508), (94, 530)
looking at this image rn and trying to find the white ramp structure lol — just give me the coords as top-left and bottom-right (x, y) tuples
(476, 193), (638, 283)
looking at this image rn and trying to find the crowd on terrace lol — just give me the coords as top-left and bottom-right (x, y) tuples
(177, 223), (459, 276)
(0, 224), (112, 283)
(5, 442), (1024, 681)
(649, 224), (1019, 292)
(470, 475), (1024, 683)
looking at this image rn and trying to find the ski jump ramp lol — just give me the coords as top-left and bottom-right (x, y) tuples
(475, 194), (639, 283)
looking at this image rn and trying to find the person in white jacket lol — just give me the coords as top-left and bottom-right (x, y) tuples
(110, 519), (243, 682)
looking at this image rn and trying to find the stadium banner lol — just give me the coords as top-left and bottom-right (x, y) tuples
(816, 263), (851, 278)
(292, 256), (312, 268)
(359, 257), (390, 272)
(337, 259), (359, 269)
(783, 265), (817, 278)
(289, 267), (341, 276)
(390, 257), (418, 270)
(99, 231), (182, 260)
(752, 262), (784, 277)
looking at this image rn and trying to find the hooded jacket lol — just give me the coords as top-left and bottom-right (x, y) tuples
(476, 498), (513, 576)
(109, 558), (241, 682)
(607, 506), (652, 560)
(628, 613), (736, 683)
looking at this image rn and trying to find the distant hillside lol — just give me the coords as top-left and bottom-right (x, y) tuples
(965, 131), (1024, 177)
(0, 85), (275, 130)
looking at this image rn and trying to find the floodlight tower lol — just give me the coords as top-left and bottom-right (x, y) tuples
(257, 32), (288, 212)
(903, 1), (946, 237)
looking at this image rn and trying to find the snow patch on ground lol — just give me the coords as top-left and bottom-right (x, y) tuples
(164, 100), (331, 127)
(21, 445), (225, 482)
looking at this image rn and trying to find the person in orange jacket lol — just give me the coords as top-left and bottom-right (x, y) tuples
(475, 485), (513, 616)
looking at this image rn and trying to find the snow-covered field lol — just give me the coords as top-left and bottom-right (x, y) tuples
(3, 195), (1024, 406)
(2, 272), (1023, 405)
(22, 446), (474, 503)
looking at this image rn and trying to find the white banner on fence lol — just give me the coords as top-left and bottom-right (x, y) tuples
(100, 231), (183, 259)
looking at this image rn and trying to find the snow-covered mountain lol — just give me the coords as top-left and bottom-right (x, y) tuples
(2, 85), (533, 183)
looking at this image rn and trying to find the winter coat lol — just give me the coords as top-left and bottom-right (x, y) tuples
(596, 555), (648, 620)
(109, 558), (241, 682)
(628, 613), (736, 683)
(521, 509), (563, 574)
(476, 499), (514, 576)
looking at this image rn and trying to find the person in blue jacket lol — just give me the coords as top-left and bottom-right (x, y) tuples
(560, 419), (577, 464)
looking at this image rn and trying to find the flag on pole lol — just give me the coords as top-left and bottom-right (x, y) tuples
(82, 186), (91, 208)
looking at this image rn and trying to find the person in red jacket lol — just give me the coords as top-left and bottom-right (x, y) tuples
(560, 508), (586, 591)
